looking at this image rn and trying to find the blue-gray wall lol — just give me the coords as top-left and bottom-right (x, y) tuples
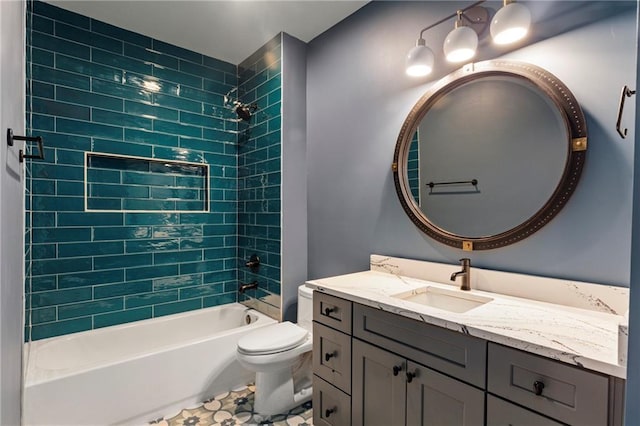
(281, 33), (308, 322)
(308, 2), (638, 422)
(0, 1), (25, 423)
(625, 2), (640, 422)
(306, 1), (636, 287)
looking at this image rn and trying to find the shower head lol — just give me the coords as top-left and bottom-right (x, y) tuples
(235, 103), (258, 122)
(223, 88), (258, 122)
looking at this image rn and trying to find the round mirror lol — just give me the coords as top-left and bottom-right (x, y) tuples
(393, 60), (587, 250)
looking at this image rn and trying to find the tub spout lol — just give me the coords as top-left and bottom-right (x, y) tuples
(239, 280), (258, 294)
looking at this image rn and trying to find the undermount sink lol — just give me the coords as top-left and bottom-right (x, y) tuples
(391, 286), (493, 313)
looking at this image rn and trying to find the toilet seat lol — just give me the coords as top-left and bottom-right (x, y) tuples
(237, 322), (308, 355)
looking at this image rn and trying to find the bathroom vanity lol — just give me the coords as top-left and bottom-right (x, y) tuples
(308, 255), (628, 426)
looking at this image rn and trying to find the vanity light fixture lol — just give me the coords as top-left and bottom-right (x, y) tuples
(444, 10), (479, 63)
(406, 38), (435, 77)
(406, 0), (531, 77)
(490, 0), (531, 44)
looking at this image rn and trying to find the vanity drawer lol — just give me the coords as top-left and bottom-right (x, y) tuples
(353, 304), (486, 388)
(313, 375), (351, 426)
(487, 343), (609, 425)
(487, 395), (565, 426)
(313, 291), (352, 334)
(313, 322), (352, 393)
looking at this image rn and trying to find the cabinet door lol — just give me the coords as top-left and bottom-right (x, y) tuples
(313, 375), (351, 426)
(313, 322), (352, 393)
(406, 361), (484, 426)
(486, 395), (564, 426)
(352, 339), (406, 426)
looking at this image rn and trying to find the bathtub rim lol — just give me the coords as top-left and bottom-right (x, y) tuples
(24, 303), (277, 386)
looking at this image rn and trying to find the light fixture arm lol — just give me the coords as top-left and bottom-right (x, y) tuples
(417, 0), (486, 39)
(454, 11), (463, 29)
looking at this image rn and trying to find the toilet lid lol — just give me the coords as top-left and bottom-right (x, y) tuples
(237, 322), (309, 355)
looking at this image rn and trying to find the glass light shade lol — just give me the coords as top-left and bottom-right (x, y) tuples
(406, 43), (435, 77)
(443, 26), (478, 63)
(490, 2), (531, 45)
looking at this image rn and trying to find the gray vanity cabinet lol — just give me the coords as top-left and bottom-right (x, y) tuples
(352, 339), (484, 426)
(312, 291), (625, 426)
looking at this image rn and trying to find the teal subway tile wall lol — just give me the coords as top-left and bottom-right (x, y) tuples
(24, 1), (259, 340)
(237, 36), (283, 310)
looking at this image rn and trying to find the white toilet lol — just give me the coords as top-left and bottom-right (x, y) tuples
(236, 285), (314, 415)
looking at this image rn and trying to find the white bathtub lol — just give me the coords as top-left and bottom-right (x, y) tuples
(23, 303), (277, 425)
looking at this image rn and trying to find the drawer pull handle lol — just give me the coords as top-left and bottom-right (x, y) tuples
(325, 408), (336, 418)
(392, 365), (403, 376)
(533, 380), (545, 396)
(406, 371), (417, 383)
(324, 306), (336, 316)
(325, 351), (337, 362)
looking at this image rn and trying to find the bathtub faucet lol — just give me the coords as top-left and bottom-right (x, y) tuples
(239, 280), (258, 294)
(245, 254), (260, 270)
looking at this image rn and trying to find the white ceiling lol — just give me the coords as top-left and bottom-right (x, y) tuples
(46, 1), (368, 65)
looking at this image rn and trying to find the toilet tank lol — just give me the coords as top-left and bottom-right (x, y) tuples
(297, 285), (314, 332)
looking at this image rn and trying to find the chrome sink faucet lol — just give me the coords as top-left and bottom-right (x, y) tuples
(450, 258), (471, 291)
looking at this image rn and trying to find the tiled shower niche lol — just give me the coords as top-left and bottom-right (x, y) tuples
(85, 153), (210, 213)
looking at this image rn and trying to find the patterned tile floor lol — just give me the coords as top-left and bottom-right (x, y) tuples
(150, 385), (313, 426)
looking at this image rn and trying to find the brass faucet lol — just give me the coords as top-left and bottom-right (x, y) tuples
(450, 258), (471, 291)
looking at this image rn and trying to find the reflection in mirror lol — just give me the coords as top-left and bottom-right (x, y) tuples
(393, 60), (587, 250)
(411, 76), (568, 238)
(408, 132), (420, 204)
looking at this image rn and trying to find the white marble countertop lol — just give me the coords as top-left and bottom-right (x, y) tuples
(306, 269), (627, 378)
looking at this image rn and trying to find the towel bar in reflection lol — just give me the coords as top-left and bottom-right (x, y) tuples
(427, 179), (478, 189)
